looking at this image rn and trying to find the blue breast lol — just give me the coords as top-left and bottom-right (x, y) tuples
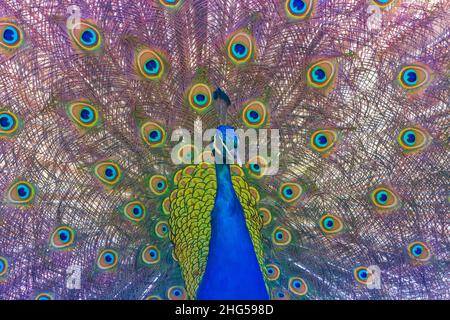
(196, 164), (269, 300)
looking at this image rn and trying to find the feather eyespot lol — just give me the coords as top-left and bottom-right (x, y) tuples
(354, 266), (372, 285)
(247, 156), (268, 178)
(398, 65), (431, 90)
(68, 20), (102, 51)
(288, 277), (308, 296)
(155, 221), (170, 238)
(265, 264), (280, 281)
(67, 102), (99, 129)
(149, 175), (168, 196)
(35, 293), (53, 300)
(162, 197), (171, 215)
(50, 226), (75, 250)
(371, 0), (395, 8)
(259, 208), (272, 226)
(310, 129), (337, 153)
(285, 0), (315, 19)
(272, 227), (292, 246)
(0, 111), (20, 137)
(6, 180), (35, 205)
(141, 121), (166, 148)
(123, 200), (146, 222)
(407, 241), (431, 262)
(141, 245), (160, 265)
(319, 214), (343, 235)
(371, 186), (399, 210)
(167, 286), (187, 300)
(0, 21), (24, 50)
(97, 249), (119, 271)
(160, 0), (182, 9)
(242, 101), (268, 128)
(272, 288), (290, 300)
(279, 182), (302, 203)
(146, 295), (162, 300)
(188, 83), (212, 112)
(227, 31), (255, 64)
(307, 59), (337, 90)
(136, 48), (165, 80)
(94, 161), (122, 187)
(0, 256), (8, 278)
(398, 127), (430, 152)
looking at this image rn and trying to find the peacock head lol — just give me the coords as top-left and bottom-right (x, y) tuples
(212, 125), (241, 165)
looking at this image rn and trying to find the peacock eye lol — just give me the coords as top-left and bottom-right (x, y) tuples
(149, 175), (168, 195)
(159, 0), (182, 9)
(141, 245), (160, 265)
(227, 31), (254, 64)
(167, 286), (187, 300)
(242, 101), (268, 128)
(285, 0), (315, 19)
(141, 121), (166, 147)
(0, 22), (24, 50)
(247, 156), (268, 178)
(188, 83), (212, 112)
(354, 266), (371, 284)
(68, 20), (102, 51)
(398, 65), (431, 90)
(310, 129), (337, 153)
(155, 221), (170, 238)
(0, 256), (8, 278)
(272, 288), (290, 300)
(307, 59), (337, 89)
(94, 161), (122, 187)
(51, 226), (75, 249)
(288, 277), (308, 296)
(135, 48), (165, 80)
(319, 214), (343, 235)
(279, 182), (302, 203)
(407, 241), (431, 262)
(272, 226), (292, 246)
(0, 111), (20, 136)
(372, 0), (395, 8)
(123, 200), (146, 222)
(259, 208), (272, 226)
(97, 249), (119, 271)
(6, 180), (35, 205)
(35, 293), (53, 300)
(265, 264), (280, 281)
(67, 102), (100, 129)
(398, 127), (429, 152)
(371, 186), (399, 209)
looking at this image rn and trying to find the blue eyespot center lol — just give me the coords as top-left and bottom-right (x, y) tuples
(149, 249), (157, 258)
(174, 289), (181, 296)
(293, 280), (302, 288)
(17, 184), (30, 199)
(0, 260), (5, 273)
(149, 130), (161, 142)
(251, 164), (261, 172)
(376, 191), (388, 204)
(277, 291), (285, 298)
(290, 0), (307, 14)
(80, 28), (97, 46)
(104, 166), (117, 180)
(358, 270), (368, 280)
(3, 26), (19, 44)
(324, 217), (334, 230)
(403, 69), (417, 85)
(283, 187), (293, 198)
(412, 245), (423, 257)
(0, 114), (15, 130)
(144, 59), (160, 75)
(157, 181), (165, 190)
(276, 231), (283, 240)
(232, 43), (248, 59)
(104, 252), (115, 264)
(403, 131), (416, 146)
(247, 109), (260, 123)
(80, 107), (94, 123)
(267, 268), (273, 274)
(312, 67), (327, 83)
(194, 93), (208, 106)
(314, 133), (328, 147)
(58, 230), (70, 243)
(132, 205), (143, 217)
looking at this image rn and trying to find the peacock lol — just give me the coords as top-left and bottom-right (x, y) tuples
(0, 0), (448, 300)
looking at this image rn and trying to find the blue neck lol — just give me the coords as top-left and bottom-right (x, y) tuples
(196, 164), (269, 300)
